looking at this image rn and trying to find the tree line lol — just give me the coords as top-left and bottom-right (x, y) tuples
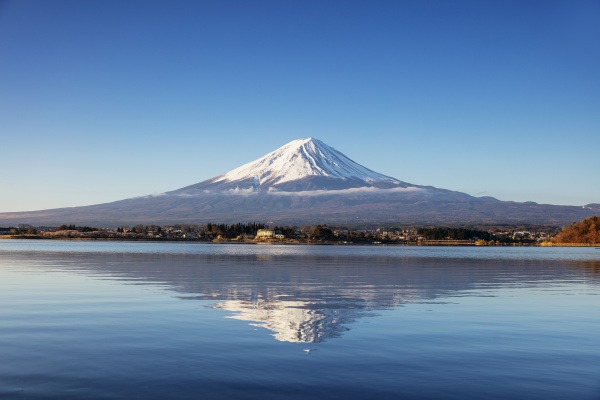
(57, 224), (99, 232)
(417, 227), (490, 241)
(206, 222), (266, 238)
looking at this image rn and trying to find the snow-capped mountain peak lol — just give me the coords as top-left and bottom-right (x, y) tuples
(213, 138), (401, 188)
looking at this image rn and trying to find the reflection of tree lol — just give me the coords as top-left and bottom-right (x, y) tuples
(580, 260), (600, 274)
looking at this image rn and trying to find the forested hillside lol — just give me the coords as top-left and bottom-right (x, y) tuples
(553, 216), (600, 244)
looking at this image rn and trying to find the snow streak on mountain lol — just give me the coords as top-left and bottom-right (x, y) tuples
(176, 138), (415, 193)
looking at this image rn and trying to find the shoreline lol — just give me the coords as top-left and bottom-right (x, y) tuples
(1, 235), (598, 247)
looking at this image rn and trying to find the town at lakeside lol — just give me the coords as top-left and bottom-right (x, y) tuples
(2, 217), (599, 246)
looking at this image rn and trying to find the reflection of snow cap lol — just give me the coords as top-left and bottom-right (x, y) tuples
(214, 299), (365, 343)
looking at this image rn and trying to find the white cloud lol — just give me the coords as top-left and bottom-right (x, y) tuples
(266, 186), (424, 196)
(172, 186), (425, 197)
(226, 187), (258, 196)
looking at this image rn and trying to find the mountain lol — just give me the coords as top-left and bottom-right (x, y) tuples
(174, 138), (411, 193)
(0, 138), (598, 226)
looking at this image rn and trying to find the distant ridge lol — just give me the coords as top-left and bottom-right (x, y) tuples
(0, 138), (598, 226)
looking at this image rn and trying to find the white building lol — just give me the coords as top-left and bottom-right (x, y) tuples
(256, 229), (275, 239)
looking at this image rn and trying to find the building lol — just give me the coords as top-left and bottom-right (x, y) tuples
(256, 229), (275, 239)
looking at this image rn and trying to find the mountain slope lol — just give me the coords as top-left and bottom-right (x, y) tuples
(174, 138), (412, 193)
(0, 138), (598, 226)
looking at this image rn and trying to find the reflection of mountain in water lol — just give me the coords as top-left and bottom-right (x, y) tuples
(5, 247), (599, 343)
(182, 278), (422, 343)
(214, 299), (365, 343)
(194, 282), (422, 342)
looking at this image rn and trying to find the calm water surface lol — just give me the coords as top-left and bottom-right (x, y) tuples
(1, 240), (599, 399)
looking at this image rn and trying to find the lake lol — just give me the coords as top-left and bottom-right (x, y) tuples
(1, 240), (599, 399)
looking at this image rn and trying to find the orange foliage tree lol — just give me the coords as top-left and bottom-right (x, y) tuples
(553, 216), (600, 244)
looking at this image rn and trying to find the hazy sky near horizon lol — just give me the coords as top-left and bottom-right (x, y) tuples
(1, 0), (599, 213)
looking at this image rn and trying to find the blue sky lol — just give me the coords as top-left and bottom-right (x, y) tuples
(1, 0), (599, 212)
